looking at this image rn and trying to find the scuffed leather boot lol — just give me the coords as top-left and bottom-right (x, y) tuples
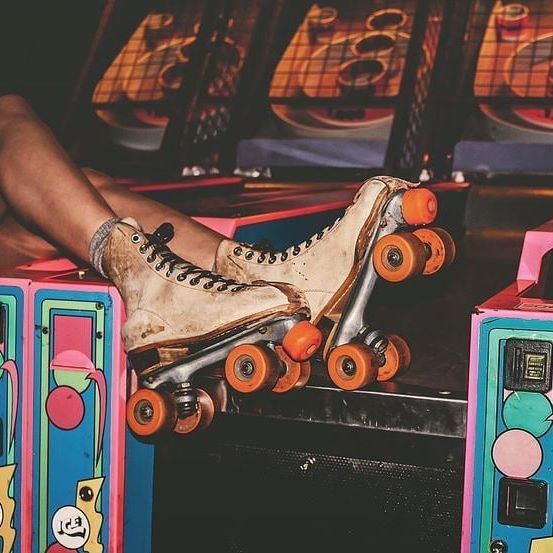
(102, 218), (312, 367)
(214, 176), (431, 323)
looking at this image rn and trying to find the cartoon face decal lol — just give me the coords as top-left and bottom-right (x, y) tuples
(52, 505), (90, 549)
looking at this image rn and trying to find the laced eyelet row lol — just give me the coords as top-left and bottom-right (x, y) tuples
(231, 217), (341, 265)
(137, 226), (246, 293)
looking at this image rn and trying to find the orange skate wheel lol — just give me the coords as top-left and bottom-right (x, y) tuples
(272, 345), (312, 393)
(126, 388), (176, 437)
(377, 334), (411, 381)
(413, 227), (456, 275)
(373, 232), (426, 282)
(282, 320), (323, 362)
(327, 343), (377, 390)
(431, 227), (456, 267)
(402, 188), (437, 226)
(173, 388), (216, 435)
(225, 344), (279, 393)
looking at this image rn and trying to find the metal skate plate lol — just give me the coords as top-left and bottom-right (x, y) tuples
(193, 254), (518, 441)
(141, 315), (302, 388)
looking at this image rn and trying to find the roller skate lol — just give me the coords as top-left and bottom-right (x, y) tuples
(215, 176), (455, 390)
(103, 219), (322, 437)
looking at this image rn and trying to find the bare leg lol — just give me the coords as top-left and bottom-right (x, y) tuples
(81, 168), (223, 269)
(0, 95), (223, 269)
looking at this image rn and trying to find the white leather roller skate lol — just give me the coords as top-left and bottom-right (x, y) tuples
(103, 219), (322, 437)
(215, 176), (455, 390)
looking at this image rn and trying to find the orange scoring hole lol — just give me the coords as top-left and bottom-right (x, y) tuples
(282, 320), (323, 362)
(327, 343), (377, 390)
(402, 188), (437, 226)
(225, 343), (278, 393)
(126, 388), (175, 437)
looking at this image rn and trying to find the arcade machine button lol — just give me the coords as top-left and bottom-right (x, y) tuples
(498, 477), (547, 528)
(504, 338), (552, 392)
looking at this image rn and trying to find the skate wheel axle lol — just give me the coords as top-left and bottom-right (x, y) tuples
(173, 388), (216, 434)
(327, 343), (377, 391)
(377, 334), (411, 381)
(413, 227), (456, 275)
(126, 389), (176, 437)
(225, 344), (280, 393)
(373, 232), (426, 282)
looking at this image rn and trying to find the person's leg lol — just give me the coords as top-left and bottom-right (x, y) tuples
(81, 167), (223, 269)
(0, 95), (115, 262)
(0, 95), (222, 270)
(0, 95), (317, 369)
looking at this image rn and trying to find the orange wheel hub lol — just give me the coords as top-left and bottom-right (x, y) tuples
(225, 343), (279, 393)
(327, 343), (377, 391)
(272, 345), (312, 393)
(126, 388), (176, 437)
(373, 232), (426, 282)
(413, 227), (455, 275)
(377, 334), (411, 381)
(402, 188), (437, 225)
(173, 388), (216, 434)
(282, 320), (323, 361)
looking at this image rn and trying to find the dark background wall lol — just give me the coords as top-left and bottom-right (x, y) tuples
(0, 1), (105, 131)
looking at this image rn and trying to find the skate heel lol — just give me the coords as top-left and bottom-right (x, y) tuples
(322, 187), (455, 390)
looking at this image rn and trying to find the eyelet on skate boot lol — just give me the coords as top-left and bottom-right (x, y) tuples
(131, 233), (141, 244)
(412, 227), (456, 275)
(257, 254), (266, 263)
(233, 246), (243, 255)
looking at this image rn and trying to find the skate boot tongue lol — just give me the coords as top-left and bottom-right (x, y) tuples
(120, 216), (142, 230)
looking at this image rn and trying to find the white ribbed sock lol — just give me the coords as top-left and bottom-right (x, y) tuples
(88, 217), (121, 277)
